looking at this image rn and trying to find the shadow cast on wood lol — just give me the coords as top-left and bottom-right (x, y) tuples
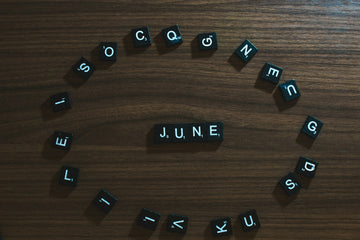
(83, 200), (107, 225)
(203, 223), (213, 240)
(128, 218), (153, 240)
(63, 65), (88, 89)
(90, 45), (115, 70)
(146, 127), (221, 153)
(296, 132), (314, 149)
(228, 53), (246, 72)
(41, 134), (68, 161)
(294, 173), (313, 189)
(154, 31), (180, 55)
(204, 222), (231, 240)
(40, 98), (69, 122)
(233, 217), (258, 240)
(272, 182), (299, 207)
(254, 68), (277, 94)
(158, 220), (185, 240)
(123, 31), (149, 56)
(191, 36), (216, 59)
(49, 169), (74, 198)
(273, 87), (299, 112)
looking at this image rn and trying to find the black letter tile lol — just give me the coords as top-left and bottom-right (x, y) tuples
(239, 209), (260, 232)
(279, 79), (301, 102)
(52, 131), (73, 151)
(198, 32), (218, 50)
(162, 25), (183, 47)
(59, 166), (79, 187)
(154, 124), (171, 143)
(100, 42), (117, 61)
(261, 62), (283, 84)
(172, 124), (190, 143)
(167, 214), (189, 234)
(206, 122), (224, 142)
(296, 156), (319, 178)
(279, 172), (302, 196)
(235, 39), (257, 62)
(50, 92), (72, 112)
(93, 189), (117, 213)
(189, 122), (206, 142)
(210, 217), (232, 237)
(73, 57), (95, 80)
(137, 208), (161, 230)
(301, 115), (323, 139)
(132, 26), (151, 47)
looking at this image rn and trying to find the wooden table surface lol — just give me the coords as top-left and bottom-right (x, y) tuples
(0, 0), (359, 239)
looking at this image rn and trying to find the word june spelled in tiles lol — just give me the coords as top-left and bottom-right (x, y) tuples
(93, 189), (118, 213)
(296, 156), (319, 178)
(137, 208), (161, 230)
(154, 122), (223, 143)
(167, 214), (189, 234)
(279, 79), (301, 102)
(59, 166), (79, 187)
(50, 92), (72, 112)
(239, 209), (261, 232)
(73, 57), (95, 80)
(279, 172), (302, 196)
(162, 24), (183, 47)
(132, 26), (151, 47)
(261, 62), (283, 84)
(210, 217), (232, 237)
(52, 131), (73, 150)
(301, 115), (323, 139)
(235, 39), (257, 62)
(99, 42), (117, 61)
(198, 32), (218, 50)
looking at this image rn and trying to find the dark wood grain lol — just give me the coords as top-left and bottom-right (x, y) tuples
(0, 0), (359, 239)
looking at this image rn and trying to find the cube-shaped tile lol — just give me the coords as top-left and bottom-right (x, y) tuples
(261, 62), (283, 84)
(167, 214), (189, 234)
(296, 156), (319, 178)
(239, 209), (261, 232)
(162, 25), (183, 47)
(301, 115), (323, 139)
(93, 189), (117, 213)
(206, 122), (224, 142)
(210, 217), (232, 237)
(171, 124), (190, 143)
(154, 124), (172, 143)
(100, 42), (117, 61)
(198, 32), (218, 50)
(279, 79), (301, 102)
(188, 122), (206, 142)
(52, 131), (73, 151)
(279, 172), (302, 196)
(59, 166), (79, 187)
(132, 26), (151, 47)
(235, 39), (257, 62)
(73, 57), (95, 80)
(50, 92), (72, 112)
(137, 208), (161, 230)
